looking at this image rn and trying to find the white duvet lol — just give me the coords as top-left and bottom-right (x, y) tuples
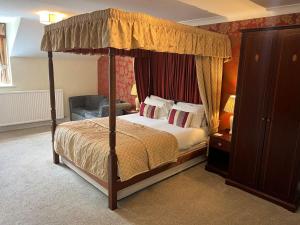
(119, 113), (208, 150)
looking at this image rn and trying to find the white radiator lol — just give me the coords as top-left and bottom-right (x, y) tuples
(0, 89), (64, 126)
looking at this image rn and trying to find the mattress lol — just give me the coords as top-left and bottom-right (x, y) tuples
(120, 113), (208, 150)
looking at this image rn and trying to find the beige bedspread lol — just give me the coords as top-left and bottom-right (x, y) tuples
(54, 117), (178, 182)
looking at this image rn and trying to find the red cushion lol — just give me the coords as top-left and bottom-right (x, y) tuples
(168, 108), (193, 128)
(139, 102), (159, 119)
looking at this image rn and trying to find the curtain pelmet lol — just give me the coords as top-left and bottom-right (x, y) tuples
(41, 8), (232, 59)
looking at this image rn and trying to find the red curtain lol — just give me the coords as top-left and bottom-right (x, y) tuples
(134, 57), (151, 102)
(134, 51), (201, 104)
(94, 48), (200, 104)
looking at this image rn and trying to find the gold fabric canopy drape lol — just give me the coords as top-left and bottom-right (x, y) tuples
(41, 8), (231, 58)
(196, 56), (223, 133)
(40, 8), (232, 133)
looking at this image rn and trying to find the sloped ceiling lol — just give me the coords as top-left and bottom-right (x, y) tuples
(10, 18), (43, 57)
(0, 0), (299, 57)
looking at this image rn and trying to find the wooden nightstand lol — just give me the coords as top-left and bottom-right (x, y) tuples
(123, 109), (139, 115)
(205, 130), (231, 177)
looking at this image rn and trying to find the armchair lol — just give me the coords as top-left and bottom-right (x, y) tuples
(69, 95), (132, 121)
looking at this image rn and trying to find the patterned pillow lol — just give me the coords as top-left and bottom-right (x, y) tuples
(168, 108), (193, 128)
(139, 102), (159, 119)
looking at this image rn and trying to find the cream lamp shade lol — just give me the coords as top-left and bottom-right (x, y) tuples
(224, 95), (236, 134)
(224, 95), (236, 113)
(130, 84), (137, 96)
(130, 84), (140, 110)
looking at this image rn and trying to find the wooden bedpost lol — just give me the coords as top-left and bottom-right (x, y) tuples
(108, 48), (118, 210)
(48, 51), (59, 164)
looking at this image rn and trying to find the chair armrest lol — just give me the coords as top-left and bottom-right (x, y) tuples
(116, 102), (132, 112)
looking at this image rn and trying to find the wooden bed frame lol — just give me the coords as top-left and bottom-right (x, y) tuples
(47, 48), (208, 210)
(61, 145), (207, 200)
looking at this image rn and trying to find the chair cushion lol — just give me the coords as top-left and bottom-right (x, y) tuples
(84, 110), (100, 119)
(71, 113), (85, 121)
(72, 107), (99, 117)
(72, 107), (89, 117)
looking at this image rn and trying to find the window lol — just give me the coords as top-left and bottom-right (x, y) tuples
(0, 23), (11, 86)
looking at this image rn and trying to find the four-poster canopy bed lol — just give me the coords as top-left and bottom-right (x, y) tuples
(40, 8), (232, 210)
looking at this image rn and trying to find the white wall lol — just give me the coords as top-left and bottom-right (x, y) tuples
(0, 57), (98, 119)
(6, 17), (21, 56)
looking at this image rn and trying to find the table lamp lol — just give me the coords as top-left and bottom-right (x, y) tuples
(131, 84), (139, 110)
(224, 95), (236, 134)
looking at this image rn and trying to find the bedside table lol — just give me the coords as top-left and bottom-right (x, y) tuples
(123, 109), (139, 115)
(205, 130), (231, 177)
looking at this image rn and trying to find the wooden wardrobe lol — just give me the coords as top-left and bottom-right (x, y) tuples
(226, 25), (300, 212)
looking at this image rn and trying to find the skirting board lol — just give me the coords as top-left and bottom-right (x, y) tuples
(62, 155), (207, 200)
(0, 118), (68, 132)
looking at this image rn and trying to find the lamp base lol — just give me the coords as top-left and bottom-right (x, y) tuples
(229, 115), (233, 134)
(135, 97), (140, 111)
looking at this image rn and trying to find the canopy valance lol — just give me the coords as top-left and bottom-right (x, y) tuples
(41, 8), (231, 59)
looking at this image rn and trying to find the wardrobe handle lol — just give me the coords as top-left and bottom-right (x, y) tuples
(267, 118), (271, 123)
(261, 117), (265, 121)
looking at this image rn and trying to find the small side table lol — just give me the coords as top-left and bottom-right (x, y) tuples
(123, 109), (139, 115)
(205, 130), (231, 177)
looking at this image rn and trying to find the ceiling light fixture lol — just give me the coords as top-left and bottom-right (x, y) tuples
(38, 11), (65, 25)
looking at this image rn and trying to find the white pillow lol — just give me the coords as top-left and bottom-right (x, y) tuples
(173, 102), (206, 128)
(144, 97), (168, 119)
(176, 102), (202, 110)
(150, 95), (174, 112)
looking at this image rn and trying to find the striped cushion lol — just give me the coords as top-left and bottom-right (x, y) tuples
(168, 108), (193, 128)
(139, 102), (159, 119)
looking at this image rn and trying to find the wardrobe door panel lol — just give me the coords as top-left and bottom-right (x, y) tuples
(229, 31), (276, 188)
(260, 28), (300, 202)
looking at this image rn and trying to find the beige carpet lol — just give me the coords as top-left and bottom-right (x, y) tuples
(0, 127), (299, 225)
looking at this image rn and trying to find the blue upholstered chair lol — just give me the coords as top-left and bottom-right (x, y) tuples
(69, 95), (132, 121)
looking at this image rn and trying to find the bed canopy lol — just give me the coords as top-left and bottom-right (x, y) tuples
(41, 8), (231, 57)
(41, 8), (232, 210)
